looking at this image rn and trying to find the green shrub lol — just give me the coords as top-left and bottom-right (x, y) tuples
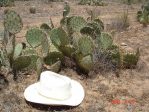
(137, 2), (149, 26)
(1, 10), (31, 80)
(79, 0), (107, 6)
(0, 0), (14, 7)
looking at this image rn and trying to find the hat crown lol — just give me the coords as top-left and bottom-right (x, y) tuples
(40, 71), (71, 87)
(38, 71), (71, 100)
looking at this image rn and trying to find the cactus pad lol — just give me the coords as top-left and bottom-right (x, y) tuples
(71, 32), (82, 47)
(63, 2), (70, 17)
(41, 36), (49, 57)
(99, 33), (113, 50)
(44, 52), (63, 66)
(50, 61), (61, 73)
(13, 43), (23, 60)
(26, 28), (47, 48)
(4, 10), (23, 34)
(44, 43), (63, 65)
(67, 16), (87, 32)
(80, 26), (94, 36)
(78, 36), (94, 56)
(60, 44), (75, 57)
(22, 48), (39, 69)
(40, 23), (51, 31)
(22, 48), (37, 55)
(36, 57), (43, 76)
(0, 0), (14, 7)
(87, 22), (101, 35)
(6, 34), (15, 56)
(78, 55), (93, 73)
(123, 48), (140, 68)
(94, 18), (104, 31)
(13, 56), (31, 70)
(50, 28), (69, 48)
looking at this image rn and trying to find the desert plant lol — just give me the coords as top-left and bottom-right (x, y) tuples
(25, 27), (63, 76)
(122, 0), (147, 4)
(23, 3), (139, 76)
(29, 6), (36, 14)
(63, 2), (70, 18)
(51, 4), (139, 74)
(109, 11), (130, 31)
(137, 2), (149, 26)
(0, 10), (31, 80)
(79, 0), (106, 6)
(0, 0), (14, 7)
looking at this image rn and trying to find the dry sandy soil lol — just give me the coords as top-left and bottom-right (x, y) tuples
(0, 0), (149, 112)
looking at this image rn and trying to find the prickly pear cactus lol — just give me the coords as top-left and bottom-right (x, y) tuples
(22, 48), (39, 69)
(67, 16), (87, 32)
(137, 11), (143, 21)
(63, 2), (70, 17)
(40, 23), (51, 32)
(98, 32), (113, 50)
(72, 32), (82, 47)
(0, 0), (14, 7)
(111, 45), (140, 69)
(80, 26), (94, 36)
(4, 9), (23, 34)
(50, 28), (69, 48)
(6, 34), (15, 56)
(123, 48), (140, 68)
(44, 43), (63, 65)
(60, 44), (75, 57)
(13, 43), (23, 60)
(78, 36), (94, 56)
(77, 55), (93, 73)
(26, 28), (47, 48)
(41, 36), (49, 57)
(87, 22), (101, 36)
(94, 18), (104, 31)
(0, 49), (7, 67)
(13, 56), (31, 71)
(137, 2), (149, 27)
(79, 0), (104, 6)
(48, 61), (61, 73)
(36, 57), (43, 76)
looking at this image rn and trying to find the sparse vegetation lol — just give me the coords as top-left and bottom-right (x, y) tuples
(0, 4), (139, 80)
(79, 0), (107, 6)
(137, 2), (149, 27)
(0, 0), (14, 7)
(1, 1), (149, 112)
(29, 6), (36, 14)
(0, 9), (31, 80)
(121, 0), (148, 4)
(112, 11), (129, 31)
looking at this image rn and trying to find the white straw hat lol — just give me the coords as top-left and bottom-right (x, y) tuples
(24, 71), (85, 106)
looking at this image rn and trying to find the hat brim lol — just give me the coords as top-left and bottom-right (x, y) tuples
(24, 80), (85, 106)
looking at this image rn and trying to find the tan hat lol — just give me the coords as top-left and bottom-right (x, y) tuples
(24, 71), (85, 106)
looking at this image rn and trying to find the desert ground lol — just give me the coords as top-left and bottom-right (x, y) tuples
(0, 0), (149, 112)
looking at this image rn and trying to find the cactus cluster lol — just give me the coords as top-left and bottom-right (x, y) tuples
(79, 0), (106, 6)
(4, 10), (23, 34)
(0, 10), (32, 80)
(137, 2), (149, 27)
(0, 0), (14, 7)
(0, 4), (140, 80)
(51, 4), (139, 73)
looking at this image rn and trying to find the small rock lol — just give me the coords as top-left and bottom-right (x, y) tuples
(121, 43), (127, 46)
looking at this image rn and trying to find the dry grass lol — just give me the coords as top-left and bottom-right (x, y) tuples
(107, 11), (130, 31)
